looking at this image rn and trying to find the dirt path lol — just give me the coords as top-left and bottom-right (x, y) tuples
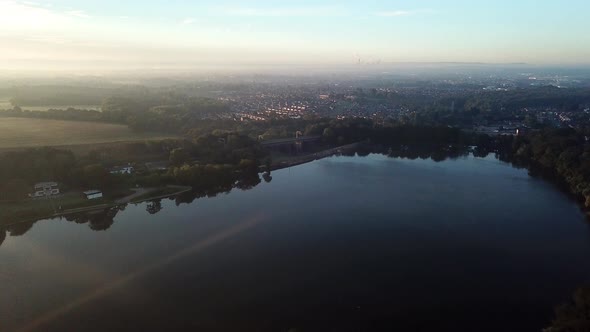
(115, 188), (157, 204)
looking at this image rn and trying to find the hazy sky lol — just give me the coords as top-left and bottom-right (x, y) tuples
(1, 0), (589, 71)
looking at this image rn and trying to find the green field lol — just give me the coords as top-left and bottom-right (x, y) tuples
(0, 117), (175, 149)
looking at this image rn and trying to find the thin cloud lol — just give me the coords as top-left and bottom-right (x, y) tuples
(375, 10), (411, 17)
(374, 9), (433, 17)
(66, 10), (89, 18)
(182, 17), (197, 25)
(214, 6), (348, 17)
(0, 0), (64, 29)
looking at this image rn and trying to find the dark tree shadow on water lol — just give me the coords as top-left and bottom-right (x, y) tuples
(88, 209), (117, 231)
(7, 221), (36, 237)
(0, 228), (6, 247)
(65, 213), (90, 224)
(5, 171), (265, 236)
(146, 200), (163, 215)
(235, 174), (261, 191)
(63, 208), (118, 231)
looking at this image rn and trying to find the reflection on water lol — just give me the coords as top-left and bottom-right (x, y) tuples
(0, 146), (482, 241)
(64, 207), (118, 231)
(2, 148), (590, 332)
(0, 172), (265, 240)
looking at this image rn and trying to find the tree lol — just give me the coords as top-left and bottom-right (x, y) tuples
(83, 164), (110, 189)
(322, 127), (334, 137)
(169, 148), (190, 166)
(0, 178), (30, 201)
(547, 287), (590, 332)
(0, 228), (6, 247)
(146, 200), (163, 214)
(239, 159), (258, 174)
(7, 221), (35, 236)
(88, 209), (117, 231)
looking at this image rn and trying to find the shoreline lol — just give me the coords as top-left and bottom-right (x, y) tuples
(0, 185), (192, 228)
(268, 141), (364, 172)
(129, 186), (192, 204)
(2, 142), (364, 228)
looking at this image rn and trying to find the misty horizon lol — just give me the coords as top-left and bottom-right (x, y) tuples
(1, 0), (590, 74)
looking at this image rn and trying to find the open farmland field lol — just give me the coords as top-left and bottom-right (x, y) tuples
(19, 105), (102, 111)
(0, 117), (176, 150)
(0, 97), (101, 111)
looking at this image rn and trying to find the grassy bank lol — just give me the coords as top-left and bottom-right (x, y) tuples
(0, 186), (192, 226)
(130, 186), (192, 203)
(0, 192), (112, 225)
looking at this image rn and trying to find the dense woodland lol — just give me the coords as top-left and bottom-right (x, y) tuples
(495, 128), (590, 208)
(2, 114), (590, 216)
(0, 131), (266, 201)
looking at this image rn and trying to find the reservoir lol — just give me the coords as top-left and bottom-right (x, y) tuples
(1, 154), (589, 331)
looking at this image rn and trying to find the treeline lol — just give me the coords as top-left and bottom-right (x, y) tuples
(0, 96), (233, 134)
(0, 163), (267, 240)
(402, 86), (590, 127)
(3, 85), (113, 106)
(0, 84), (235, 134)
(0, 147), (120, 201)
(301, 118), (470, 147)
(495, 128), (590, 208)
(2, 115), (590, 214)
(0, 129), (267, 201)
(135, 131), (267, 189)
(0, 108), (105, 122)
(463, 86), (590, 113)
(309, 119), (590, 214)
(125, 97), (232, 132)
(545, 287), (590, 332)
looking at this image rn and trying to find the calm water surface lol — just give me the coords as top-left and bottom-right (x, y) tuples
(1, 154), (590, 332)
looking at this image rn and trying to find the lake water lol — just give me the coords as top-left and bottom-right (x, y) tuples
(1, 154), (590, 332)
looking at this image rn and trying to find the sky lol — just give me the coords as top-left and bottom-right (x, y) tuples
(0, 0), (589, 72)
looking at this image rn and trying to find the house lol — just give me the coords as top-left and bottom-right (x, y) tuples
(110, 165), (134, 175)
(145, 161), (169, 171)
(29, 182), (60, 198)
(83, 190), (103, 200)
